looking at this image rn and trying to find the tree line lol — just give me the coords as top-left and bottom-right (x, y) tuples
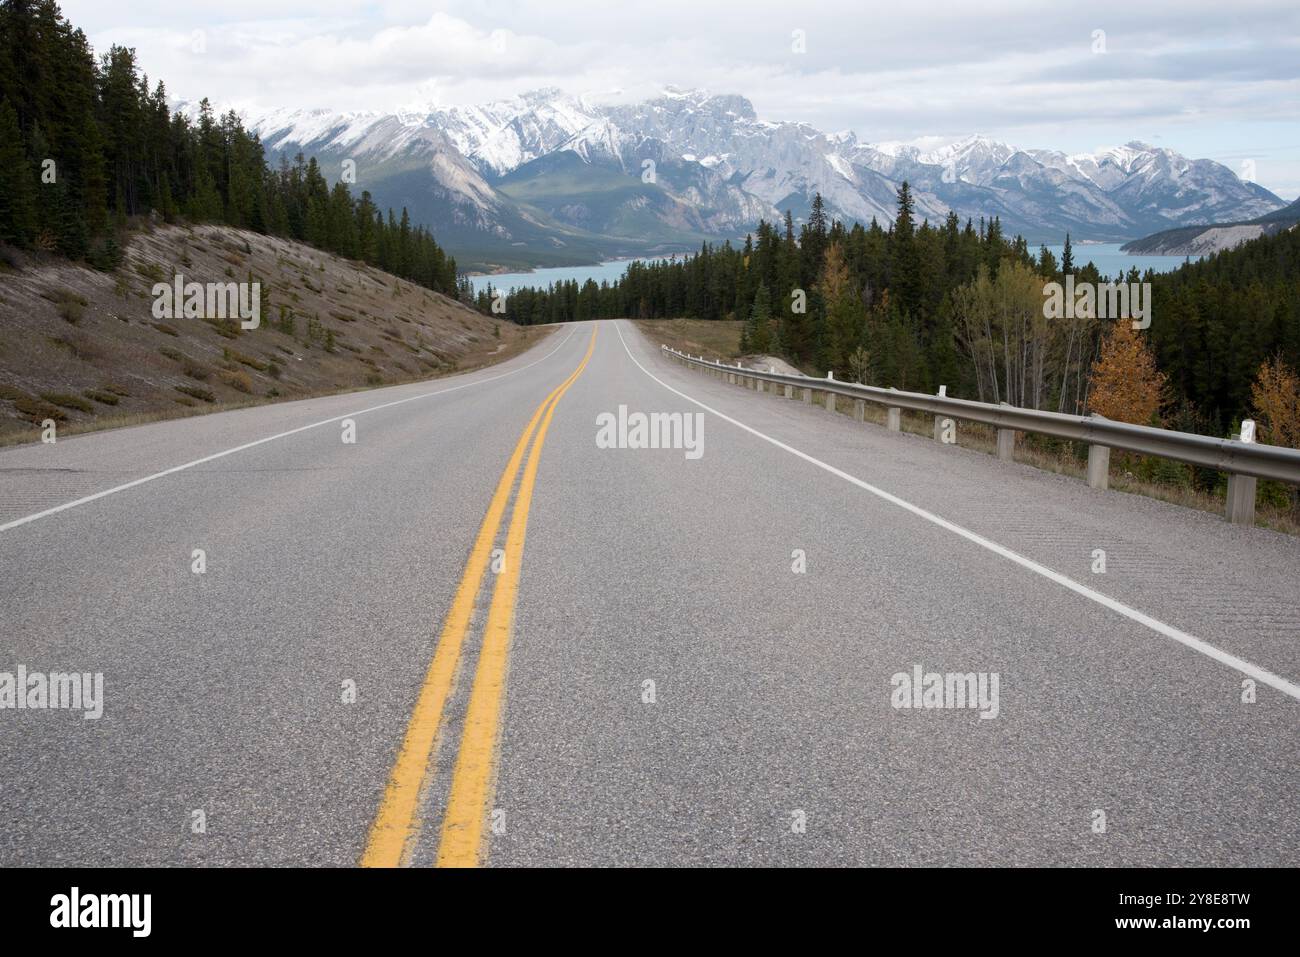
(477, 189), (1112, 404)
(0, 0), (457, 294)
(480, 185), (1300, 448)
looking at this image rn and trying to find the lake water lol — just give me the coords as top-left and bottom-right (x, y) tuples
(465, 243), (1196, 294)
(466, 259), (645, 295)
(1040, 243), (1199, 279)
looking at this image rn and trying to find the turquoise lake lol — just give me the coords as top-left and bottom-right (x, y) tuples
(465, 243), (1197, 295)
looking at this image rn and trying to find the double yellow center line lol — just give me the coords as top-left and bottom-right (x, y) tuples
(361, 325), (596, 868)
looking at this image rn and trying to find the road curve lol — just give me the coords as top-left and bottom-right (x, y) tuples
(0, 319), (1296, 866)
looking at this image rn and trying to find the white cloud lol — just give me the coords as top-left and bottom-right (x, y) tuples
(61, 0), (1300, 198)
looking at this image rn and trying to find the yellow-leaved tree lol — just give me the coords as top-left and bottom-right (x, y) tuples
(1086, 320), (1167, 426)
(1250, 354), (1300, 449)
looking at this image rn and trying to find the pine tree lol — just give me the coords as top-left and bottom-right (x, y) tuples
(745, 282), (773, 353)
(0, 100), (35, 245)
(89, 231), (122, 270)
(820, 242), (859, 373)
(801, 193), (828, 286)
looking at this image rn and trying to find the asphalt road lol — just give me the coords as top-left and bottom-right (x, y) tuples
(0, 319), (1296, 867)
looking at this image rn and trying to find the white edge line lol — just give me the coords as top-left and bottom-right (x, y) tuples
(614, 319), (1300, 703)
(0, 325), (579, 534)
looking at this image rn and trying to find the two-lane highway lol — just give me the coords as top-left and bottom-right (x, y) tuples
(1, 319), (1296, 866)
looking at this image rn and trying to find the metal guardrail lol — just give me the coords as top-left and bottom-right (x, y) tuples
(662, 346), (1300, 525)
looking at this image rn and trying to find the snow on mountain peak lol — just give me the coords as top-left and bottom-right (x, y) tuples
(239, 87), (1286, 247)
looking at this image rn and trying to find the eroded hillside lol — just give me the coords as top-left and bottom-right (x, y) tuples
(0, 224), (544, 443)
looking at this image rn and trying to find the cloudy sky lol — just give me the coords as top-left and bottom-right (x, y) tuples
(63, 0), (1300, 199)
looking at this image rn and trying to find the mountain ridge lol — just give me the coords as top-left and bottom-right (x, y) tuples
(206, 88), (1288, 269)
(1120, 197), (1300, 255)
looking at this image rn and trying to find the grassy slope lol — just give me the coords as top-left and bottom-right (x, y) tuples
(633, 319), (743, 362)
(0, 224), (547, 444)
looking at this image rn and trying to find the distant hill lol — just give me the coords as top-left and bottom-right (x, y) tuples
(1121, 197), (1300, 255)
(0, 224), (543, 443)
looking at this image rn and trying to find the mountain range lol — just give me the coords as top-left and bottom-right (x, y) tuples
(232, 87), (1289, 272)
(1119, 197), (1300, 255)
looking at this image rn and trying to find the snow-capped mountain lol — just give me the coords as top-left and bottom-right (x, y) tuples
(254, 107), (502, 228)
(238, 88), (1287, 269)
(431, 88), (601, 177)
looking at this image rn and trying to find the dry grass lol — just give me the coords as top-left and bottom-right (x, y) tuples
(634, 318), (743, 362)
(0, 325), (551, 448)
(0, 224), (548, 445)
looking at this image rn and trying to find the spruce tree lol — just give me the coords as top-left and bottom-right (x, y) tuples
(0, 100), (35, 245)
(745, 282), (773, 353)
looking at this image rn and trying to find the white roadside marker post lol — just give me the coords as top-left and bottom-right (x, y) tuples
(1226, 420), (1258, 525)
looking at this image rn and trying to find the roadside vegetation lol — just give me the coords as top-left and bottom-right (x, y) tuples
(635, 318), (743, 362)
(516, 185), (1300, 530)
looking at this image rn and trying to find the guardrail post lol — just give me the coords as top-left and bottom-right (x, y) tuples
(997, 428), (1015, 461)
(1087, 445), (1110, 490)
(1225, 422), (1257, 525)
(1226, 474), (1257, 525)
(933, 387), (953, 443)
(668, 363), (1300, 513)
